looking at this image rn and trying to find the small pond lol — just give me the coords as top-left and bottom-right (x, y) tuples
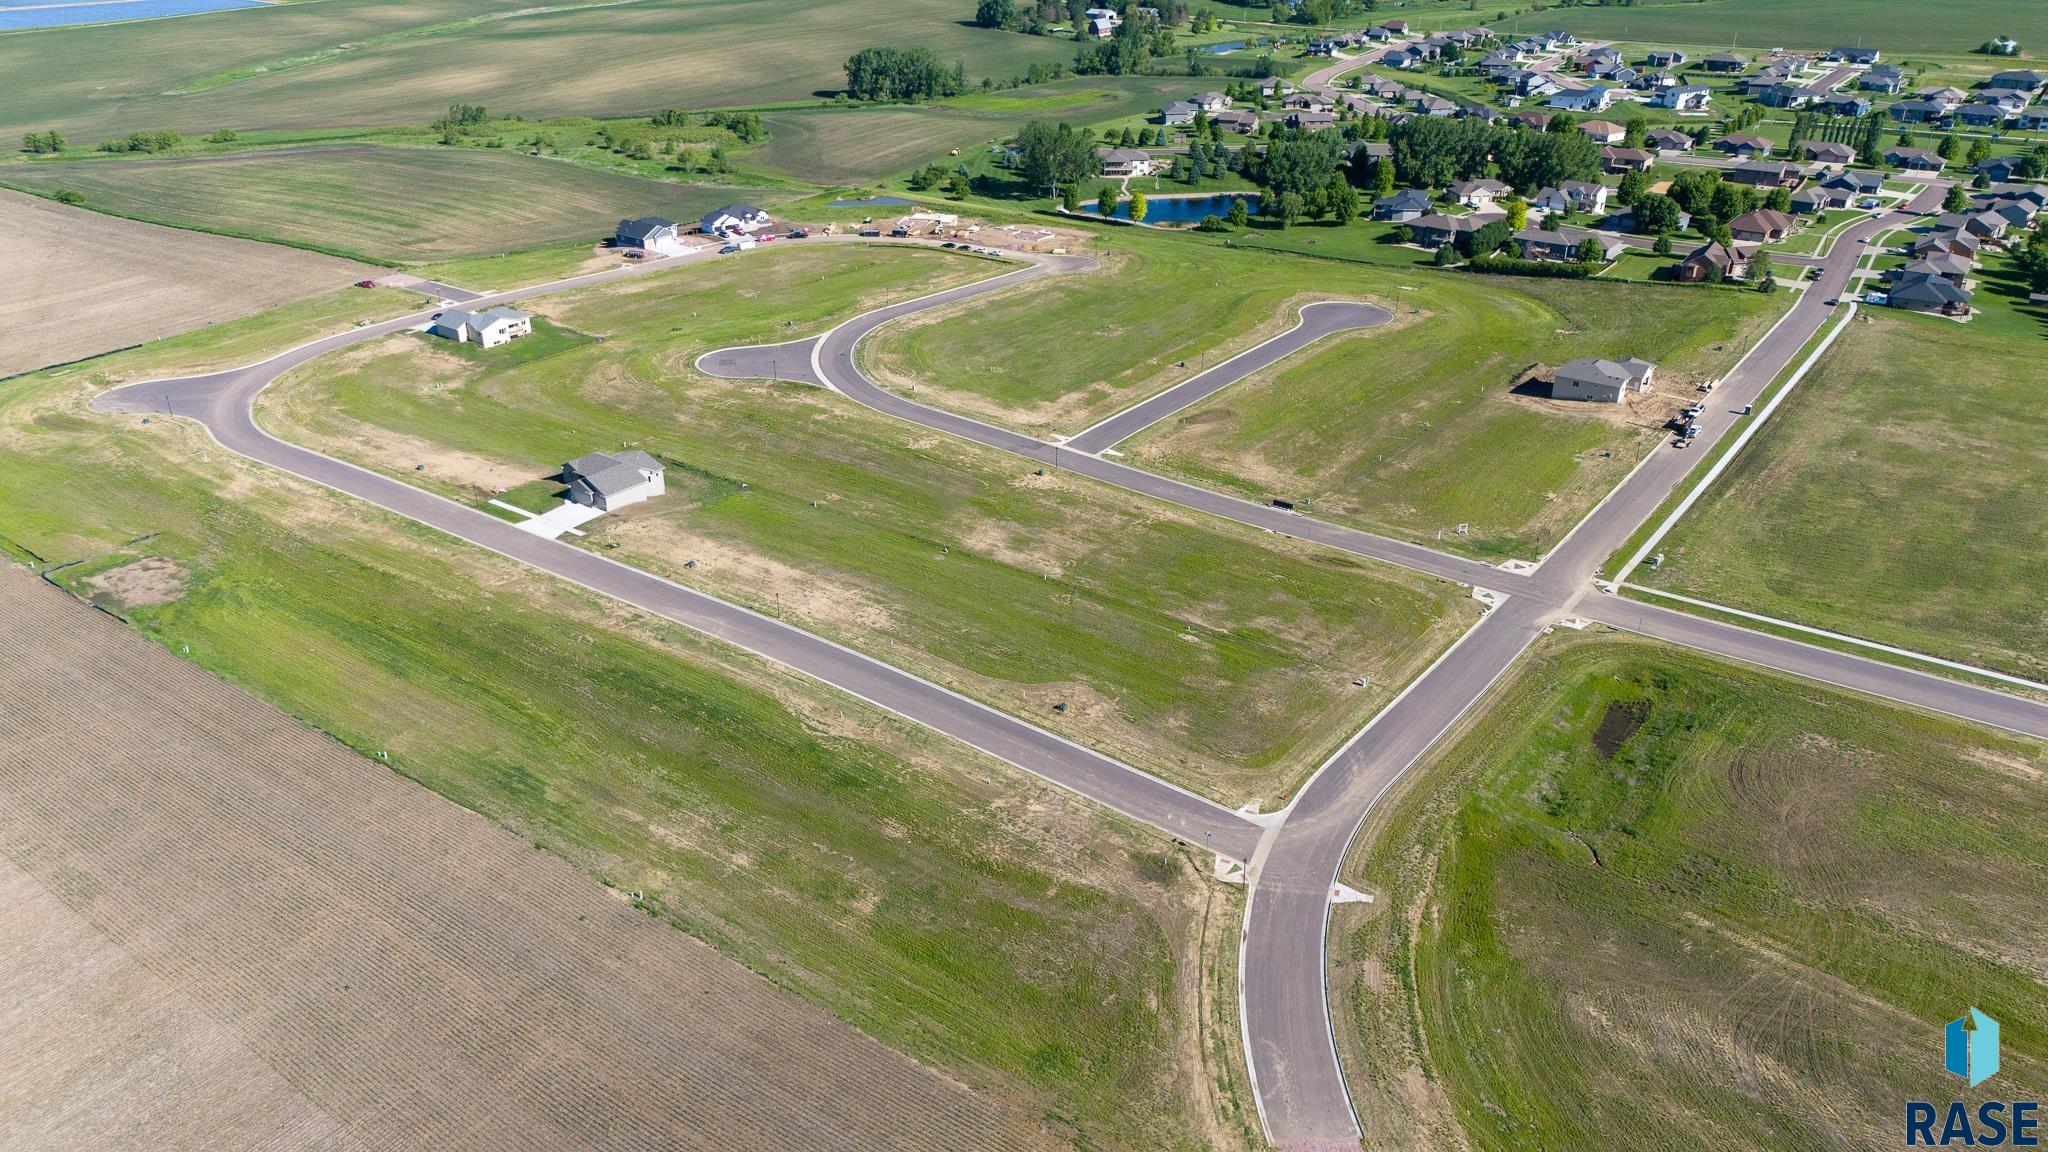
(1082, 193), (1259, 224)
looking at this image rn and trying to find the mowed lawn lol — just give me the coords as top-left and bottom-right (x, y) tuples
(867, 230), (1779, 559)
(0, 0), (1077, 143)
(1330, 639), (2048, 1152)
(1, 288), (1236, 1149)
(0, 145), (777, 264)
(1543, 0), (2048, 56)
(1634, 297), (2048, 683)
(258, 244), (1472, 803)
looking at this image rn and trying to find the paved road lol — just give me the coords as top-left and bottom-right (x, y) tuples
(1063, 302), (1389, 453)
(97, 218), (2048, 1151)
(92, 252), (1267, 866)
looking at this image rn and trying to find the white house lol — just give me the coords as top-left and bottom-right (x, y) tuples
(563, 450), (665, 511)
(1192, 90), (1231, 112)
(701, 203), (772, 236)
(430, 306), (532, 349)
(1551, 357), (1655, 403)
(1653, 84), (1711, 110)
(1549, 84), (1613, 112)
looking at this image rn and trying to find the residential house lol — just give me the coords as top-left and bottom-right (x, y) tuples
(1383, 48), (1423, 69)
(1633, 69), (1679, 91)
(1801, 140), (1856, 166)
(1790, 185), (1840, 214)
(1827, 46), (1881, 65)
(1449, 178), (1511, 208)
(1818, 93), (1872, 117)
(1355, 139), (1394, 164)
(1601, 146), (1654, 174)
(1283, 91), (1333, 112)
(1725, 162), (1801, 192)
(1084, 6), (1119, 36)
(1887, 99), (1950, 124)
(1405, 212), (1502, 249)
(1380, 18), (1408, 35)
(701, 203), (772, 235)
(1549, 85), (1613, 112)
(1512, 110), (1555, 131)
(1716, 134), (1773, 158)
(2018, 107), (2048, 131)
(1756, 82), (1814, 109)
(1676, 240), (1747, 282)
(1957, 102), (2013, 128)
(1414, 94), (1459, 117)
(1550, 357), (1656, 403)
(1212, 109), (1259, 134)
(564, 450), (665, 511)
(1727, 208), (1795, 243)
(1912, 230), (1980, 260)
(1097, 148), (1155, 177)
(614, 215), (683, 253)
(1579, 119), (1628, 144)
(1374, 189), (1435, 221)
(429, 306), (531, 349)
(1514, 225), (1624, 262)
(1652, 85), (1711, 111)
(1892, 251), (1972, 286)
(1824, 170), (1883, 199)
(1192, 91), (1231, 112)
(1647, 128), (1696, 152)
(1257, 76), (1294, 97)
(1287, 110), (1338, 131)
(1885, 272), (1972, 316)
(1161, 100), (1198, 126)
(1938, 210), (2007, 240)
(1645, 49), (1686, 68)
(1988, 69), (2047, 93)
(1919, 85), (1971, 110)
(1860, 65), (1907, 93)
(1701, 52), (1748, 73)
(1884, 145), (1945, 172)
(1534, 181), (1609, 216)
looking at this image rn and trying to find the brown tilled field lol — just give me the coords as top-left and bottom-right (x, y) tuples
(0, 566), (1049, 1151)
(0, 188), (371, 379)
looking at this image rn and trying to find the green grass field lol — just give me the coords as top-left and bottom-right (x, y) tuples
(0, 144), (779, 264)
(1632, 281), (2048, 683)
(0, 285), (1250, 1150)
(1535, 0), (2048, 56)
(257, 243), (1472, 803)
(0, 0), (1077, 144)
(1329, 637), (2048, 1152)
(866, 229), (1780, 559)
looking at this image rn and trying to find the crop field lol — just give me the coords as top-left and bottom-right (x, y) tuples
(1539, 0), (2048, 56)
(1632, 292), (2048, 683)
(257, 243), (1473, 804)
(866, 229), (1780, 559)
(0, 186), (372, 377)
(0, 0), (1076, 144)
(0, 290), (1254, 1149)
(0, 567), (1052, 1152)
(1328, 637), (2048, 1152)
(0, 145), (778, 265)
(749, 76), (1206, 185)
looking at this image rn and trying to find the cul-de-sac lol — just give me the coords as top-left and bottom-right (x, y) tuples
(5, 0), (2046, 1149)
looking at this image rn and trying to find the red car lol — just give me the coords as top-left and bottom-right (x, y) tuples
(354, 279), (378, 288)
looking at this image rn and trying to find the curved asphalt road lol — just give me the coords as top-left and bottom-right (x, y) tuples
(95, 222), (2048, 1151)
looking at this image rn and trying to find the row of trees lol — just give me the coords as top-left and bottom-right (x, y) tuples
(843, 47), (966, 102)
(21, 130), (64, 153)
(1366, 114), (1601, 196)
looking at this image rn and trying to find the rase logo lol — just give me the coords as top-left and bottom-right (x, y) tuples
(1907, 1009), (2040, 1147)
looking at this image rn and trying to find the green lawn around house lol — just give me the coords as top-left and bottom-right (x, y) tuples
(1329, 637), (2048, 1152)
(1632, 267), (2048, 682)
(256, 242), (1474, 804)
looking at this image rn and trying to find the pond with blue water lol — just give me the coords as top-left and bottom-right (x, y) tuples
(1082, 193), (1259, 224)
(0, 0), (267, 29)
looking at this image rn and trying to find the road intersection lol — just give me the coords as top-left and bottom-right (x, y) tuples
(95, 185), (2048, 1150)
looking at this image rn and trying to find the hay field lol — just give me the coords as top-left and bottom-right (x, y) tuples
(0, 145), (776, 265)
(0, 187), (371, 378)
(0, 566), (1048, 1151)
(0, 0), (1075, 143)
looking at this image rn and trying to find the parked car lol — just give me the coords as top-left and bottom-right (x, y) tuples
(787, 229), (809, 238)
(354, 279), (377, 288)
(755, 232), (776, 242)
(719, 243), (741, 254)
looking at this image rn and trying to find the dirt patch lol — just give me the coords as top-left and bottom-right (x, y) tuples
(1591, 700), (1648, 758)
(83, 557), (189, 608)
(598, 513), (901, 634)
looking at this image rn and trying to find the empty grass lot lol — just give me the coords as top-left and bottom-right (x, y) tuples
(1, 287), (1252, 1150)
(1632, 290), (2048, 683)
(0, 0), (1077, 144)
(0, 145), (777, 265)
(1329, 638), (2048, 1152)
(867, 230), (1780, 559)
(258, 243), (1473, 804)
(1542, 0), (2048, 56)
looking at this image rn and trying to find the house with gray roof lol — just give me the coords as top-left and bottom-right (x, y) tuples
(1373, 189), (1435, 221)
(429, 306), (532, 349)
(1885, 272), (1972, 316)
(702, 204), (772, 235)
(616, 216), (683, 253)
(1551, 357), (1655, 403)
(563, 450), (666, 511)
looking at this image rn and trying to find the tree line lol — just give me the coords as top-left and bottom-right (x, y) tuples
(843, 47), (966, 102)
